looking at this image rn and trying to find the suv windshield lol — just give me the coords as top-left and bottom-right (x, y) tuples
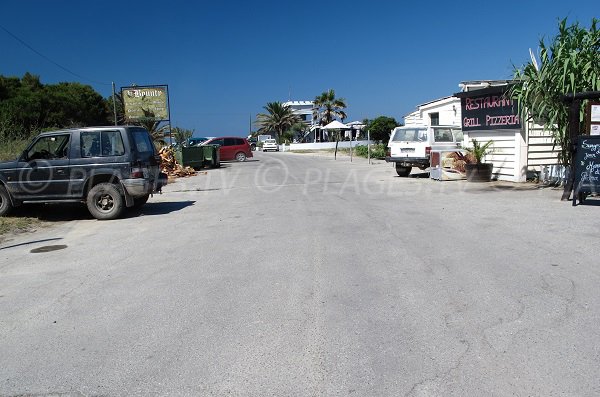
(391, 128), (427, 142)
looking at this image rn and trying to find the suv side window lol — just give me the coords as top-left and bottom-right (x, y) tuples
(235, 138), (244, 145)
(28, 134), (70, 160)
(131, 129), (154, 154)
(81, 130), (125, 157)
(210, 138), (224, 146)
(224, 138), (236, 146)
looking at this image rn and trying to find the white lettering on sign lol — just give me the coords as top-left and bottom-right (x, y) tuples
(581, 140), (600, 153)
(465, 96), (514, 111)
(486, 114), (520, 127)
(125, 89), (163, 98)
(463, 117), (481, 127)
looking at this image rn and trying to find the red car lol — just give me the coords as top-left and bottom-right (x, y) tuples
(202, 137), (253, 162)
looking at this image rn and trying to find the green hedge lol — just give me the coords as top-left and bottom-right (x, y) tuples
(353, 144), (386, 159)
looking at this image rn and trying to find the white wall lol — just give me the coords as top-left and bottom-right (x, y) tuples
(405, 97), (461, 127)
(289, 141), (372, 151)
(464, 129), (527, 182)
(524, 121), (566, 182)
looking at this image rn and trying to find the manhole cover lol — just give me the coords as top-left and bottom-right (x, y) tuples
(30, 245), (68, 253)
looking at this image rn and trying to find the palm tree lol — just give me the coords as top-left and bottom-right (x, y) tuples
(171, 126), (194, 147)
(312, 89), (347, 127)
(130, 109), (170, 146)
(255, 102), (301, 143)
(510, 18), (600, 199)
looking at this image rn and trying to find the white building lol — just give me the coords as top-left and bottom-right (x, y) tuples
(455, 80), (561, 182)
(283, 100), (314, 142)
(282, 100), (314, 125)
(404, 96), (462, 127)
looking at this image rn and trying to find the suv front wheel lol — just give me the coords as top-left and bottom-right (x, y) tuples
(0, 185), (14, 217)
(86, 183), (125, 220)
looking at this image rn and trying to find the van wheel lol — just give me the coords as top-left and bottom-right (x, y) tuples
(0, 185), (14, 217)
(235, 152), (247, 162)
(86, 183), (124, 220)
(395, 165), (411, 177)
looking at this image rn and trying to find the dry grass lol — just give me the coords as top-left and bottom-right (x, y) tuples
(0, 216), (43, 244)
(0, 138), (30, 161)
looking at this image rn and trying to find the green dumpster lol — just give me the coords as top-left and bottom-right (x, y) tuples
(177, 146), (205, 169)
(202, 144), (220, 168)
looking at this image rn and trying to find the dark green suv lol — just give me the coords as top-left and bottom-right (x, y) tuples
(0, 126), (166, 220)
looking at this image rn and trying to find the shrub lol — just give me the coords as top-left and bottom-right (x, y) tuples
(353, 143), (386, 159)
(0, 119), (36, 161)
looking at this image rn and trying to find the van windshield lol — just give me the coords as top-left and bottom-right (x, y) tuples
(391, 128), (427, 142)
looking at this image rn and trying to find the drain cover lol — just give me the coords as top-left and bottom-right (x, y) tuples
(30, 245), (68, 253)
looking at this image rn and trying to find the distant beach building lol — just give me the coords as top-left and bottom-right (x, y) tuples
(282, 101), (314, 125)
(283, 100), (314, 142)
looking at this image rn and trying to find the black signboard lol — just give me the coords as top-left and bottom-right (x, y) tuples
(455, 86), (521, 131)
(460, 94), (521, 131)
(573, 135), (600, 205)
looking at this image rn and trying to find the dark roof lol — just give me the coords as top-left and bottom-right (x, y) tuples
(453, 85), (514, 98)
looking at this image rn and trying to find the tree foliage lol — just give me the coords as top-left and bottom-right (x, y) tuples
(255, 102), (301, 143)
(312, 89), (347, 126)
(511, 18), (600, 166)
(0, 73), (110, 140)
(366, 116), (401, 143)
(171, 126), (194, 147)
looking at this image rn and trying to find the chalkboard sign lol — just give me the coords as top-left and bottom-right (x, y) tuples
(573, 136), (600, 205)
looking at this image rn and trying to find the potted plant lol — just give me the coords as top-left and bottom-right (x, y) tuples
(464, 138), (494, 182)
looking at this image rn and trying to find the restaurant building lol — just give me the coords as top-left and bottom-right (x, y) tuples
(454, 80), (561, 182)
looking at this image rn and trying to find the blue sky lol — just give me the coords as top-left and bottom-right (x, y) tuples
(1, 1), (598, 137)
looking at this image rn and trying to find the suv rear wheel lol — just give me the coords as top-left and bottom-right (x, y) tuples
(86, 183), (124, 220)
(0, 185), (14, 217)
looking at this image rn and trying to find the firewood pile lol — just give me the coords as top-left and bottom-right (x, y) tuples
(158, 147), (196, 177)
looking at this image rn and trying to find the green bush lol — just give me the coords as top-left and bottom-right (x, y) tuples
(0, 119), (36, 161)
(353, 143), (386, 159)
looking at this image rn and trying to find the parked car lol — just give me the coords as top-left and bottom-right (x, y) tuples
(188, 137), (210, 146)
(201, 137), (253, 162)
(262, 139), (279, 152)
(0, 126), (166, 220)
(385, 125), (463, 177)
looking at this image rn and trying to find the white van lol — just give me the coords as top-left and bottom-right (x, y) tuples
(386, 125), (463, 177)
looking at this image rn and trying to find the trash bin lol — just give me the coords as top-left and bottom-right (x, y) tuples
(177, 146), (205, 169)
(202, 144), (220, 168)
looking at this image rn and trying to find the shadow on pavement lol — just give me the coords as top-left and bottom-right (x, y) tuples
(0, 237), (63, 251)
(10, 203), (93, 221)
(8, 200), (196, 221)
(127, 200), (196, 217)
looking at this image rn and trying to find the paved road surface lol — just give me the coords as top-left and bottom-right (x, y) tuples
(1, 151), (599, 396)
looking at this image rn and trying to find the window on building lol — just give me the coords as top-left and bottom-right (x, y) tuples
(430, 112), (440, 126)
